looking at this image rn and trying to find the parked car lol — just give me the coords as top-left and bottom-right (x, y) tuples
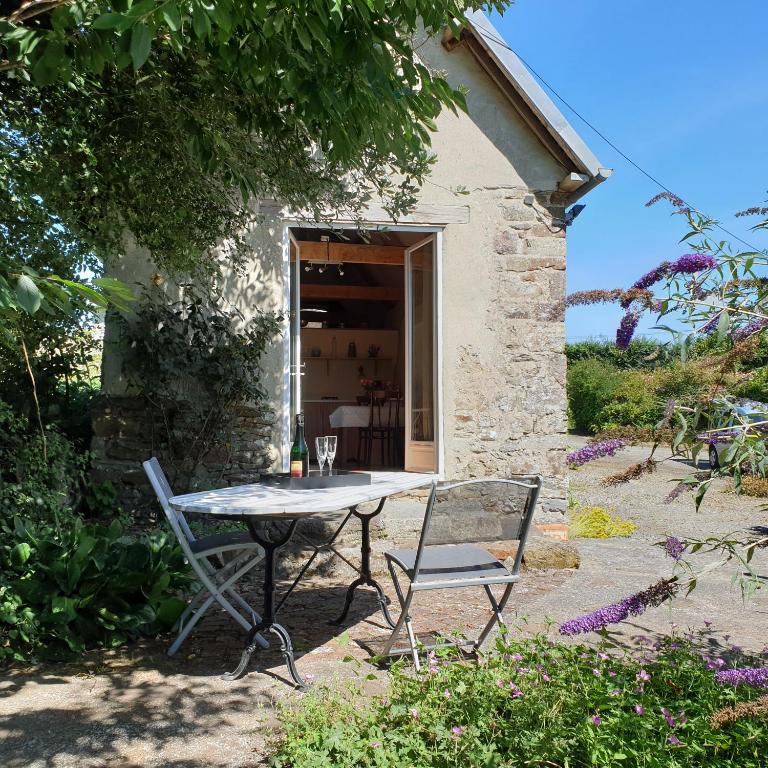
(700, 400), (768, 470)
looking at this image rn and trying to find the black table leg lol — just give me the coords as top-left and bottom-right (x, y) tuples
(223, 519), (307, 689)
(332, 498), (395, 628)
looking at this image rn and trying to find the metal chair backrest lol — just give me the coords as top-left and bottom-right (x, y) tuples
(413, 475), (542, 578)
(143, 457), (196, 546)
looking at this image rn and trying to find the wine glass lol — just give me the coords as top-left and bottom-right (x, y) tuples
(326, 435), (338, 475)
(315, 436), (328, 474)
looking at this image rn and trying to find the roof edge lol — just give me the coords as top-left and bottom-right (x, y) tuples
(463, 10), (610, 188)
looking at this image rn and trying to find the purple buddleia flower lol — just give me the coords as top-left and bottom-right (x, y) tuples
(669, 253), (718, 274)
(559, 579), (677, 636)
(664, 536), (686, 561)
(731, 317), (768, 342)
(616, 311), (641, 349)
(567, 439), (627, 468)
(715, 667), (768, 688)
(698, 315), (720, 336)
(646, 192), (690, 213)
(630, 262), (672, 293)
(663, 484), (687, 504)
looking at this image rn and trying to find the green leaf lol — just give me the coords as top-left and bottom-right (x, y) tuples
(162, 4), (182, 32)
(156, 597), (187, 626)
(130, 23), (152, 70)
(716, 310), (730, 339)
(91, 13), (125, 30)
(16, 275), (43, 314)
(31, 40), (65, 84)
(192, 5), (210, 38)
(295, 23), (312, 52)
(10, 543), (31, 567)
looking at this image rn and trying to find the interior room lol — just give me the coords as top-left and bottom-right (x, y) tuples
(289, 227), (430, 471)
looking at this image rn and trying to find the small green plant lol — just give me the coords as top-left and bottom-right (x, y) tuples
(570, 506), (637, 538)
(0, 516), (189, 661)
(270, 632), (768, 767)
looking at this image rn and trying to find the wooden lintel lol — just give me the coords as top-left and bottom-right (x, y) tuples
(301, 284), (403, 302)
(298, 241), (404, 265)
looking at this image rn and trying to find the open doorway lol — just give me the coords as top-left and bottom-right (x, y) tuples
(287, 226), (439, 473)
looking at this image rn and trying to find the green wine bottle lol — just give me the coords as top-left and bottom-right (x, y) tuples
(290, 413), (309, 478)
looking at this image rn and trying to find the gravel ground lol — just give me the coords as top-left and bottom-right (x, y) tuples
(515, 436), (768, 652)
(1, 445), (766, 767)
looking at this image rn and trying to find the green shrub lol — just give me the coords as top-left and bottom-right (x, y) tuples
(271, 633), (768, 768)
(567, 359), (624, 433)
(0, 516), (189, 661)
(591, 371), (661, 433)
(734, 366), (768, 403)
(592, 426), (677, 445)
(589, 364), (714, 434)
(566, 338), (675, 370)
(0, 401), (86, 526)
(570, 506), (637, 538)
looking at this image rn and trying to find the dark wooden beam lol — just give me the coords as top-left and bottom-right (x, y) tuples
(297, 241), (404, 265)
(301, 284), (403, 301)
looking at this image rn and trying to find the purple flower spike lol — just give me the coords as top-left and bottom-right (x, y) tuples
(715, 667), (768, 688)
(669, 253), (718, 274)
(664, 536), (686, 561)
(559, 579), (677, 636)
(567, 439), (626, 468)
(731, 317), (768, 342)
(630, 262), (671, 293)
(616, 312), (640, 349)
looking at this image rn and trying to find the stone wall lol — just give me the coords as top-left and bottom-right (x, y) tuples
(445, 188), (568, 521)
(91, 395), (276, 519)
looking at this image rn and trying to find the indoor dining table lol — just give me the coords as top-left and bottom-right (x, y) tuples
(168, 471), (436, 688)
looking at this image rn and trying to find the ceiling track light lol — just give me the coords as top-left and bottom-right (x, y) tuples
(337, 263), (345, 276)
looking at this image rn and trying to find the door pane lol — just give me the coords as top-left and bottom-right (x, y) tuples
(409, 242), (434, 442)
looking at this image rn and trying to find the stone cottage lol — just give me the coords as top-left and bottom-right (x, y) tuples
(94, 11), (610, 524)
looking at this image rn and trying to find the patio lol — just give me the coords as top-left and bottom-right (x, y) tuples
(2, 448), (766, 767)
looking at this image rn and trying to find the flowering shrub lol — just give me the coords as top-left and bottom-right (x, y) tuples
(271, 632), (768, 767)
(737, 475), (768, 497)
(569, 506), (637, 539)
(567, 439), (626, 467)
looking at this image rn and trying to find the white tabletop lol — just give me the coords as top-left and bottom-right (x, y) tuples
(169, 471), (436, 518)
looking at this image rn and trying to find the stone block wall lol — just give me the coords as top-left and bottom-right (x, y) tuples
(91, 395), (276, 519)
(444, 188), (568, 522)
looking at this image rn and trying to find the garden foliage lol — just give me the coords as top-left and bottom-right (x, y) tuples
(0, 515), (188, 661)
(119, 286), (281, 489)
(271, 633), (768, 768)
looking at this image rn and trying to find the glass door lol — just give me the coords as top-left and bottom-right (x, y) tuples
(404, 235), (437, 472)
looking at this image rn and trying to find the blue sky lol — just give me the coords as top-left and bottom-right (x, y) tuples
(490, 1), (768, 342)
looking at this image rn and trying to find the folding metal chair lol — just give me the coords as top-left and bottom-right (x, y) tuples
(143, 458), (269, 656)
(381, 475), (542, 669)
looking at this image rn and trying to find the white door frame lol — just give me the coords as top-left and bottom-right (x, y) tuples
(404, 234), (441, 473)
(280, 221), (444, 477)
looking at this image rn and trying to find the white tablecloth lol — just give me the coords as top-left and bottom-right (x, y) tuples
(329, 404), (403, 429)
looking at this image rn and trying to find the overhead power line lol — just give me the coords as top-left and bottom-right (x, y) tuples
(470, 20), (766, 255)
